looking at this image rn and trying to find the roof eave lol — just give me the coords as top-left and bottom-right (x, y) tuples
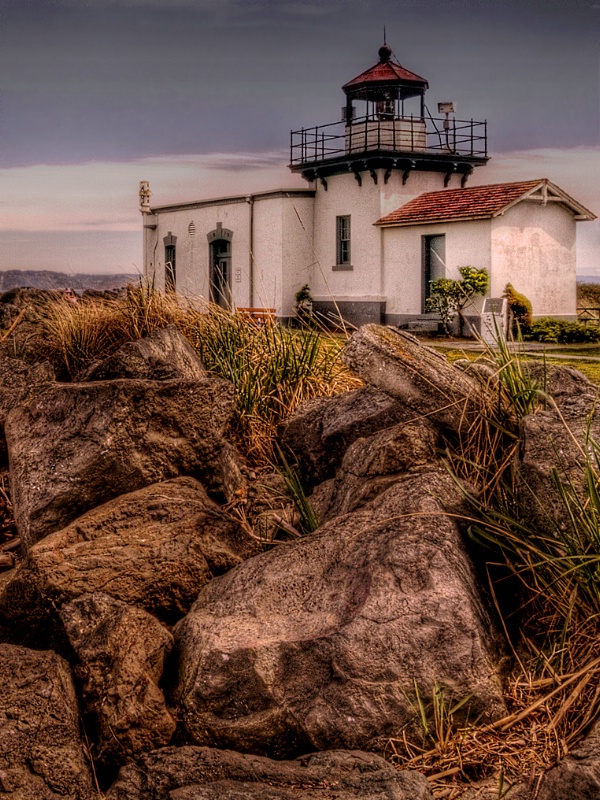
(375, 214), (492, 227)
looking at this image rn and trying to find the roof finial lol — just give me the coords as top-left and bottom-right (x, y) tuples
(379, 29), (392, 63)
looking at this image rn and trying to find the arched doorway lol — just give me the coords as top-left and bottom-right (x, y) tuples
(207, 224), (233, 309)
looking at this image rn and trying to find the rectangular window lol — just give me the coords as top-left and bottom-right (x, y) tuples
(335, 215), (351, 269)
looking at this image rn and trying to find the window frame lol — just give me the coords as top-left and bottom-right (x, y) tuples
(334, 214), (352, 271)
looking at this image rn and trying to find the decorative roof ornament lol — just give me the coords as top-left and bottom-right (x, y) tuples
(139, 181), (152, 214)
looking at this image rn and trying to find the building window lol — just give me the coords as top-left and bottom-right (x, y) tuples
(164, 232), (177, 292)
(422, 234), (446, 311)
(335, 215), (351, 270)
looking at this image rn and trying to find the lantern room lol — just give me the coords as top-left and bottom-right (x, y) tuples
(290, 43), (488, 187)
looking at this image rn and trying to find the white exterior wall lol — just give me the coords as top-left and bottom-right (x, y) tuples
(311, 167), (460, 304)
(144, 198), (251, 303)
(381, 219), (491, 317)
(281, 195), (315, 314)
(143, 191), (315, 316)
(491, 202), (577, 318)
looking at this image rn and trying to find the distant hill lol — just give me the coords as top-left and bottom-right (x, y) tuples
(0, 270), (139, 293)
(577, 275), (600, 284)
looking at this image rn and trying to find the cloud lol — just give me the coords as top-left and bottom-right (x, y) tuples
(0, 150), (300, 234)
(0, 145), (597, 273)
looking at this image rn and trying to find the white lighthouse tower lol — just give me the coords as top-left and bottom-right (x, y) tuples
(288, 42), (489, 325)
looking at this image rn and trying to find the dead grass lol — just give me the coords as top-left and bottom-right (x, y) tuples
(34, 285), (361, 464)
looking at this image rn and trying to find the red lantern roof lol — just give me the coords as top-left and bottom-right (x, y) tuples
(343, 45), (429, 99)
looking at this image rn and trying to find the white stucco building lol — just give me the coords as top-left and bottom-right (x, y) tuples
(141, 44), (595, 328)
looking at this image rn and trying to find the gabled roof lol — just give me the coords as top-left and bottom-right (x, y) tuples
(375, 179), (596, 227)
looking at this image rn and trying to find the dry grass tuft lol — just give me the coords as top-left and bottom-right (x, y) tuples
(35, 284), (361, 463)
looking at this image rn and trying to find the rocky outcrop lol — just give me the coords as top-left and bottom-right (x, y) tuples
(280, 385), (423, 486)
(0, 643), (96, 799)
(341, 325), (482, 432)
(174, 472), (505, 758)
(514, 365), (600, 537)
(105, 746), (432, 800)
(310, 417), (439, 523)
(0, 477), (258, 640)
(78, 325), (206, 382)
(0, 357), (54, 466)
(6, 377), (244, 550)
(536, 718), (600, 800)
(60, 593), (175, 771)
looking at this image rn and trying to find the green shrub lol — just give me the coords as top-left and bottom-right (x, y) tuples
(525, 317), (600, 344)
(426, 267), (488, 335)
(503, 283), (532, 333)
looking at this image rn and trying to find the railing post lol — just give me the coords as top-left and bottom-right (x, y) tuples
(470, 119), (474, 157)
(411, 114), (414, 151)
(484, 120), (488, 157)
(322, 132), (325, 160)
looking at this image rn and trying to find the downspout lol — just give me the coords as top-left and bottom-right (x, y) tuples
(246, 195), (254, 306)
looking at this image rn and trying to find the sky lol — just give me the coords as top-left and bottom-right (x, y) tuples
(1, 0), (599, 276)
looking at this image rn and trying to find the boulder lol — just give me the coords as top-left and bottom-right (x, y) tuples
(0, 302), (19, 330)
(106, 746), (432, 800)
(0, 357), (54, 466)
(6, 377), (244, 550)
(78, 325), (206, 382)
(174, 472), (506, 758)
(341, 325), (483, 433)
(514, 365), (600, 538)
(0, 477), (258, 641)
(311, 417), (439, 523)
(60, 593), (175, 771)
(536, 718), (600, 800)
(524, 363), (599, 418)
(0, 643), (96, 799)
(280, 385), (427, 487)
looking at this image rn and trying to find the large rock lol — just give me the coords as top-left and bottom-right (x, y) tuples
(0, 477), (258, 641)
(6, 376), (244, 550)
(79, 325), (206, 382)
(0, 643), (96, 799)
(0, 357), (54, 466)
(174, 472), (505, 758)
(535, 717), (600, 800)
(514, 366), (600, 538)
(311, 417), (439, 523)
(106, 746), (431, 800)
(280, 385), (428, 487)
(341, 325), (483, 433)
(60, 593), (175, 771)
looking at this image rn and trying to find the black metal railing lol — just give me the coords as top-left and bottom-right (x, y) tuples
(290, 114), (487, 167)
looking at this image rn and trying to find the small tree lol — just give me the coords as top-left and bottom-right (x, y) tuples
(426, 267), (488, 336)
(503, 283), (532, 335)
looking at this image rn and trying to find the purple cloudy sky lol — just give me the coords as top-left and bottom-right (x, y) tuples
(1, 0), (599, 275)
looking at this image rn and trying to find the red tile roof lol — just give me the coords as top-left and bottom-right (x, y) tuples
(376, 179), (541, 226)
(343, 59), (428, 91)
(375, 179), (595, 226)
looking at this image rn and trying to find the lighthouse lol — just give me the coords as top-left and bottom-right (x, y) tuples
(141, 42), (593, 327)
